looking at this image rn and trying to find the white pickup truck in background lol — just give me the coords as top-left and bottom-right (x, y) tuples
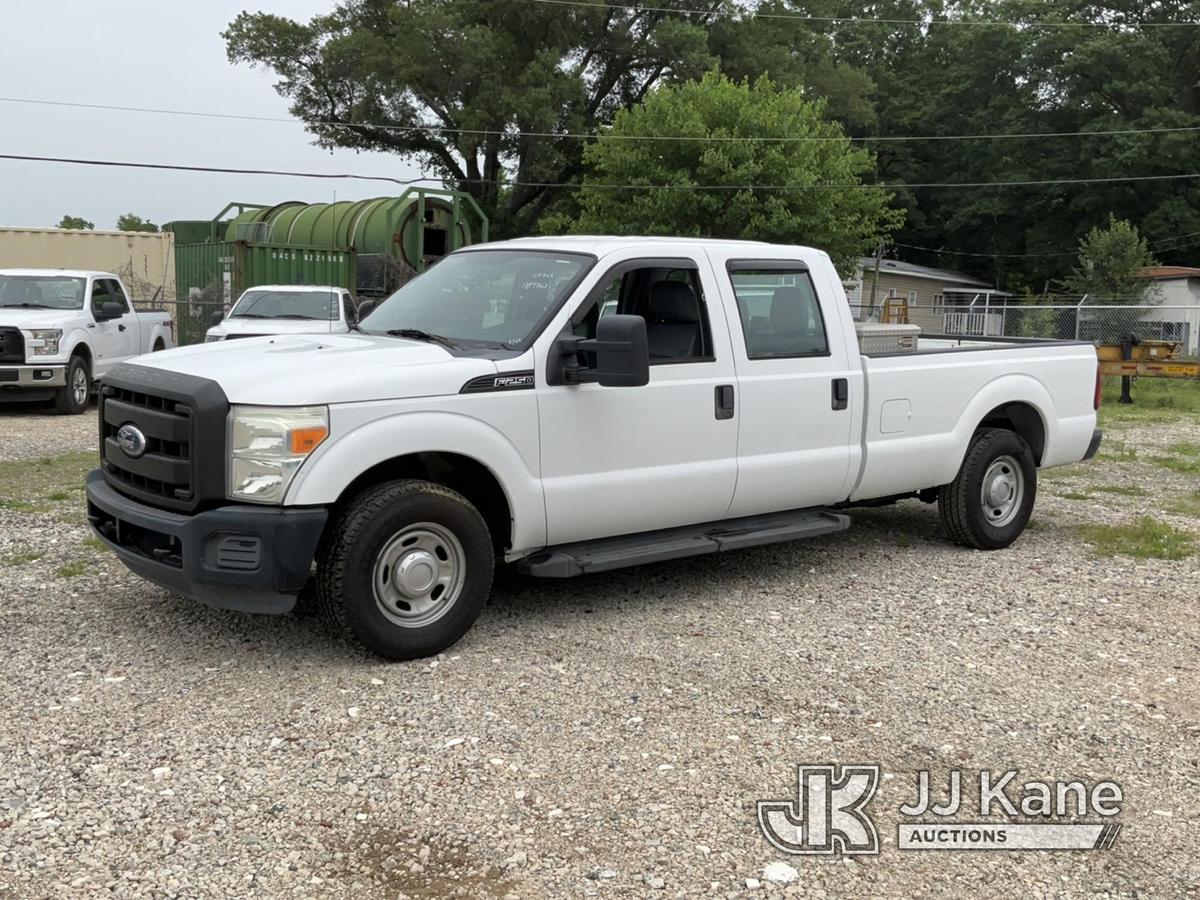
(86, 237), (1102, 659)
(205, 285), (359, 342)
(0, 269), (174, 413)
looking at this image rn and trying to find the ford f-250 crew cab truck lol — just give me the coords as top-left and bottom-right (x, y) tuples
(85, 237), (1102, 660)
(205, 285), (359, 342)
(0, 269), (174, 413)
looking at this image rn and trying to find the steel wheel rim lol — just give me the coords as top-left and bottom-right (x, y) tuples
(72, 366), (88, 405)
(372, 522), (466, 628)
(980, 455), (1024, 527)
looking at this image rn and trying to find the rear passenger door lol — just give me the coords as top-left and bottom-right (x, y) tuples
(107, 279), (142, 360)
(536, 256), (739, 544)
(717, 257), (857, 516)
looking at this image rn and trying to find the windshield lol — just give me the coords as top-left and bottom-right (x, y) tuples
(229, 289), (339, 321)
(359, 250), (594, 348)
(0, 275), (87, 310)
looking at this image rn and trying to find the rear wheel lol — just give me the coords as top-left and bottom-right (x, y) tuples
(316, 479), (494, 660)
(53, 355), (90, 415)
(939, 428), (1037, 550)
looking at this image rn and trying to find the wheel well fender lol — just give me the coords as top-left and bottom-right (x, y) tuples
(956, 375), (1053, 466)
(285, 411), (545, 554)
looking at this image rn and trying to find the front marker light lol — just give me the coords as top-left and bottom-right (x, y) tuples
(30, 329), (62, 356)
(205, 333), (225, 343)
(228, 406), (328, 504)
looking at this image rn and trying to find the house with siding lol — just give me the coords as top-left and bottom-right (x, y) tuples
(843, 257), (1011, 334)
(1134, 266), (1200, 354)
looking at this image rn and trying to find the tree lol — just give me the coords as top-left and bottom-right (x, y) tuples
(116, 214), (159, 233)
(224, 0), (728, 235)
(562, 71), (902, 275)
(1061, 216), (1157, 301)
(57, 215), (93, 230)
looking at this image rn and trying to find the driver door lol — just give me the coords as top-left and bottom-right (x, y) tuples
(536, 256), (739, 545)
(88, 279), (125, 377)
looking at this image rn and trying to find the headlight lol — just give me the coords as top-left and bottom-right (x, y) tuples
(228, 406), (328, 504)
(205, 333), (225, 343)
(30, 329), (62, 356)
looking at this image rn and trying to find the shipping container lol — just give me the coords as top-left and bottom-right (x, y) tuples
(173, 241), (356, 345)
(0, 226), (175, 301)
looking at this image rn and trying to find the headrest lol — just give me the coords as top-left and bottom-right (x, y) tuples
(647, 281), (700, 324)
(770, 287), (809, 331)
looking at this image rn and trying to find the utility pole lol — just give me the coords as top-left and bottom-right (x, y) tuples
(868, 243), (883, 319)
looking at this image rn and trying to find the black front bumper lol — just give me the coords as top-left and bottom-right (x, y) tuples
(1082, 428), (1104, 462)
(86, 469), (328, 614)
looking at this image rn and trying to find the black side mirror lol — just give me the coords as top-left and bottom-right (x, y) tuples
(96, 301), (124, 321)
(554, 314), (650, 388)
(210, 310), (224, 326)
(356, 300), (378, 321)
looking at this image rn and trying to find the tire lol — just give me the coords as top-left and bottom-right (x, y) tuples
(938, 427), (1037, 550)
(53, 355), (90, 415)
(316, 479), (494, 660)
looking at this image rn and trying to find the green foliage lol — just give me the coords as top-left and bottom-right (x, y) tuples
(116, 213), (159, 233)
(563, 72), (902, 274)
(1078, 517), (1195, 560)
(57, 215), (93, 230)
(224, 0), (725, 235)
(1061, 216), (1156, 300)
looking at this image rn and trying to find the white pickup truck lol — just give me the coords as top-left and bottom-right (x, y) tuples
(85, 238), (1101, 659)
(205, 285), (359, 342)
(0, 269), (174, 413)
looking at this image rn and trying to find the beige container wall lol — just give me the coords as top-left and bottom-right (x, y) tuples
(0, 227), (175, 302)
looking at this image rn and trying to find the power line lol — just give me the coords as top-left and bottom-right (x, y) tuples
(526, 0), (1200, 29)
(896, 230), (1200, 260)
(7, 152), (1200, 193)
(4, 96), (1199, 144)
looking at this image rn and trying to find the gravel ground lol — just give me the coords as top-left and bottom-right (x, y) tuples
(0, 406), (1197, 898)
(0, 404), (98, 462)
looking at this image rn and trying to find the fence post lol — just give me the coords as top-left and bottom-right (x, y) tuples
(1073, 293), (1088, 341)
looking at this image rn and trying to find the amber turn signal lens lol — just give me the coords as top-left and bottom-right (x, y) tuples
(289, 426), (328, 455)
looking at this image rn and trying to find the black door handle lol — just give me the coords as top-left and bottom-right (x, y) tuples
(831, 378), (848, 411)
(118, 324), (126, 332)
(715, 384), (735, 420)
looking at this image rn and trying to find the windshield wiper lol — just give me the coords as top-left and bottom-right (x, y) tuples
(231, 313), (270, 319)
(384, 329), (459, 348)
(0, 302), (54, 309)
(272, 314), (324, 320)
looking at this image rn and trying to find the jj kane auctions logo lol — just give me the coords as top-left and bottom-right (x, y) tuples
(758, 765), (1123, 855)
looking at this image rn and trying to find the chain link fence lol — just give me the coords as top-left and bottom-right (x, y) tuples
(853, 297), (1200, 360)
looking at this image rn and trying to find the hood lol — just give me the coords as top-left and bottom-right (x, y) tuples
(212, 317), (340, 337)
(132, 333), (499, 405)
(0, 308), (83, 328)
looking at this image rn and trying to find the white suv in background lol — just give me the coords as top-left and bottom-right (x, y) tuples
(206, 285), (359, 342)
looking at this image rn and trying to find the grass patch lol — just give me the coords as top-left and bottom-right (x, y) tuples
(1099, 378), (1200, 421)
(55, 559), (90, 578)
(1097, 438), (1138, 462)
(1090, 484), (1147, 497)
(2, 550), (42, 566)
(1152, 456), (1200, 476)
(1166, 491), (1200, 518)
(1057, 491), (1093, 501)
(1078, 517), (1195, 560)
(0, 451), (95, 513)
(1166, 441), (1200, 457)
(82, 536), (106, 552)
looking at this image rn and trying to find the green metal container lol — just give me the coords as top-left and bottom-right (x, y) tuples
(173, 241), (356, 345)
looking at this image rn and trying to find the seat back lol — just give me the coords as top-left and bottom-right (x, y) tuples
(645, 281), (703, 360)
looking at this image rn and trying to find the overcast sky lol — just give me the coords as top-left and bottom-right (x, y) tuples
(0, 1), (425, 230)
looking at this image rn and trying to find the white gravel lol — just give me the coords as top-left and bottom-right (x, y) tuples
(0, 409), (1197, 897)
(0, 405), (98, 462)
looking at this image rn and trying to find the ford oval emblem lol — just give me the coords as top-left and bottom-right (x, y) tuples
(116, 423), (148, 459)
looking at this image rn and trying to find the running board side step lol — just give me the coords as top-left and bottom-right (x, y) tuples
(518, 509), (851, 578)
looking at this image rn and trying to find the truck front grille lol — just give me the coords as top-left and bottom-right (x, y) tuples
(101, 386), (194, 506)
(0, 327), (24, 364)
(99, 364), (228, 513)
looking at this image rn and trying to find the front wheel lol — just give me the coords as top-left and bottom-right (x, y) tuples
(316, 480), (494, 660)
(939, 428), (1037, 550)
(53, 355), (90, 415)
